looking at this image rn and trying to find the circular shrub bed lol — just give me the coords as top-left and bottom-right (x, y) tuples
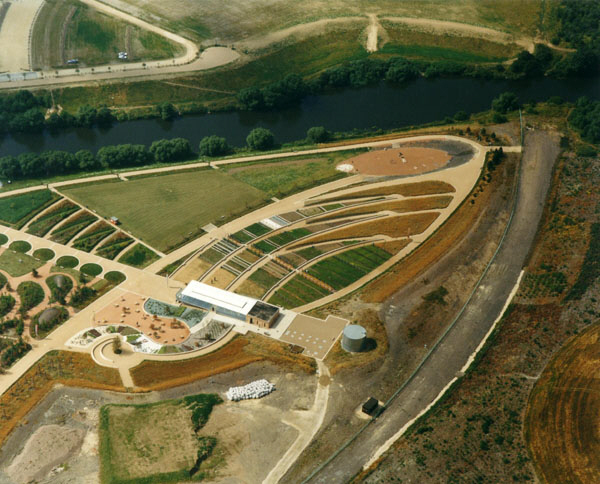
(17, 281), (44, 312)
(56, 255), (79, 269)
(33, 248), (55, 261)
(80, 263), (103, 277)
(9, 240), (31, 253)
(105, 271), (126, 285)
(0, 234), (8, 246)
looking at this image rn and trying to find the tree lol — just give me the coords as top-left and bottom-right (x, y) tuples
(454, 110), (469, 121)
(31, 268), (38, 278)
(198, 135), (230, 157)
(112, 335), (122, 354)
(237, 87), (264, 110)
(157, 102), (177, 121)
(307, 126), (331, 143)
(385, 58), (420, 83)
(491, 92), (519, 114)
(246, 127), (275, 150)
(75, 150), (99, 171)
(150, 138), (193, 162)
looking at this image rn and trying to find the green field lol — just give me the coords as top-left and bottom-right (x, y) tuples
(31, 0), (184, 69)
(222, 154), (351, 198)
(61, 170), (270, 253)
(0, 191), (59, 229)
(100, 394), (222, 483)
(306, 244), (392, 290)
(0, 251), (45, 277)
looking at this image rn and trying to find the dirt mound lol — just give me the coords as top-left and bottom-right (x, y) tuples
(338, 147), (450, 176)
(5, 424), (84, 484)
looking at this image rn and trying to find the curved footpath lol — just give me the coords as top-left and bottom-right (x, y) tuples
(296, 130), (558, 483)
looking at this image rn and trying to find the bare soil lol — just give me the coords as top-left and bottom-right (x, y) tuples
(341, 147), (451, 176)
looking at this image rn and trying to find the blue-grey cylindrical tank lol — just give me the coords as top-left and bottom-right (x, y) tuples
(342, 324), (367, 352)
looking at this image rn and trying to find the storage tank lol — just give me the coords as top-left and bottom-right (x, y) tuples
(342, 324), (367, 352)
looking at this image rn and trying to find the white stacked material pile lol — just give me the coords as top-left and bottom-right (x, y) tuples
(226, 379), (275, 401)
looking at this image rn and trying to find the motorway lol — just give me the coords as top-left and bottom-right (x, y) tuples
(299, 130), (559, 483)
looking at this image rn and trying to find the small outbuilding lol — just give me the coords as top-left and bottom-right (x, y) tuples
(362, 397), (379, 416)
(109, 216), (119, 225)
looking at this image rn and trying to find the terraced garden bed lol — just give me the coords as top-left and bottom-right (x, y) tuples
(25, 201), (79, 236)
(72, 222), (116, 252)
(198, 247), (226, 265)
(306, 245), (393, 290)
(291, 213), (439, 248)
(96, 233), (134, 260)
(230, 230), (254, 244)
(309, 195), (453, 223)
(49, 212), (97, 244)
(0, 190), (59, 228)
(308, 180), (456, 205)
(118, 243), (160, 268)
(268, 275), (331, 309)
(245, 222), (271, 237)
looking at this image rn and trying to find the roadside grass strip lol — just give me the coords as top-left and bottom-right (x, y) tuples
(49, 212), (97, 244)
(96, 233), (134, 260)
(118, 243), (160, 268)
(25, 200), (79, 236)
(72, 222), (116, 252)
(268, 275), (331, 308)
(0, 190), (59, 228)
(306, 245), (392, 290)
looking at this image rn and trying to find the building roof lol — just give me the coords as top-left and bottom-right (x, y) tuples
(343, 324), (367, 340)
(180, 281), (257, 316)
(248, 300), (279, 320)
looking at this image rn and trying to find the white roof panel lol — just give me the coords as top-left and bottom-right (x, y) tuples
(181, 281), (257, 316)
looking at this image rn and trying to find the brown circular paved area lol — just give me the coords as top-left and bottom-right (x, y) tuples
(338, 147), (451, 176)
(95, 292), (190, 345)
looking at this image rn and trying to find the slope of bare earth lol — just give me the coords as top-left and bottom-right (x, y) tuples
(0, 0), (43, 72)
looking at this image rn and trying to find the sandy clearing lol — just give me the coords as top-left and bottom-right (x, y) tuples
(5, 424), (85, 484)
(0, 0), (43, 72)
(366, 14), (378, 53)
(340, 147), (451, 176)
(237, 16), (366, 51)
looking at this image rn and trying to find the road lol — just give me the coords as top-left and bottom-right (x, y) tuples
(299, 130), (559, 483)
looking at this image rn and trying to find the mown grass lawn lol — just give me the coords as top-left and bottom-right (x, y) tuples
(62, 170), (270, 253)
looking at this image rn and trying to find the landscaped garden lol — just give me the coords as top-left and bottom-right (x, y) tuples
(118, 243), (160, 268)
(0, 190), (59, 228)
(49, 211), (97, 244)
(25, 200), (79, 236)
(71, 221), (116, 252)
(96, 233), (134, 260)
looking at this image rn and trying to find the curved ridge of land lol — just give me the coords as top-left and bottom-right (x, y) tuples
(525, 323), (600, 484)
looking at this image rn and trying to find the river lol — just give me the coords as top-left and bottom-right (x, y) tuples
(1, 75), (598, 156)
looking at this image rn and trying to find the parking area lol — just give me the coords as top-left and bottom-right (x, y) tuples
(280, 314), (347, 360)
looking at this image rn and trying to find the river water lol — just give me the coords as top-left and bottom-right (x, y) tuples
(1, 75), (598, 156)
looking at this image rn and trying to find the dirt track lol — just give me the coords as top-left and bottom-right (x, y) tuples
(288, 130), (558, 483)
